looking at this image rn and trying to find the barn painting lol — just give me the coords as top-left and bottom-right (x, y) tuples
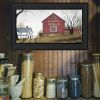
(16, 10), (82, 43)
(42, 13), (65, 34)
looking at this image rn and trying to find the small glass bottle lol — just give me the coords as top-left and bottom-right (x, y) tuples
(21, 53), (34, 98)
(81, 63), (93, 98)
(0, 77), (9, 100)
(46, 78), (56, 98)
(92, 53), (100, 98)
(69, 75), (81, 98)
(33, 73), (44, 98)
(57, 77), (68, 99)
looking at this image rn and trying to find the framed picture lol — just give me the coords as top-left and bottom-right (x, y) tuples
(11, 3), (88, 50)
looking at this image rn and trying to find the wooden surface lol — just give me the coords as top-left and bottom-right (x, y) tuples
(0, 0), (99, 78)
(21, 97), (99, 100)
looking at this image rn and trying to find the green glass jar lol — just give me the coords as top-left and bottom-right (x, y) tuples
(92, 53), (100, 98)
(0, 77), (9, 100)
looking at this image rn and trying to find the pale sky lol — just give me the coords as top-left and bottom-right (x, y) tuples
(17, 10), (82, 38)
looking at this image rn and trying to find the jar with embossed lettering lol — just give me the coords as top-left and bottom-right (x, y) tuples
(21, 53), (34, 98)
(57, 77), (68, 99)
(33, 73), (44, 98)
(46, 78), (56, 98)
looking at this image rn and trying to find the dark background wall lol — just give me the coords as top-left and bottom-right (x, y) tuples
(0, 0), (99, 77)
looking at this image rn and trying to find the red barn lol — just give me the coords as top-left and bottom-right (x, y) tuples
(42, 13), (65, 34)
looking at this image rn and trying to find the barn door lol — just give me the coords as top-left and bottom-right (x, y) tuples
(50, 25), (57, 32)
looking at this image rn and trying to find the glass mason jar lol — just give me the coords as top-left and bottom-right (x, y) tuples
(69, 75), (81, 98)
(0, 57), (9, 64)
(92, 53), (100, 98)
(21, 53), (34, 98)
(57, 77), (68, 99)
(33, 73), (44, 98)
(0, 77), (9, 100)
(46, 78), (56, 98)
(81, 63), (93, 98)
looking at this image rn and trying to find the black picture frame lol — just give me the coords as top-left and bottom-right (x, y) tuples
(11, 3), (88, 50)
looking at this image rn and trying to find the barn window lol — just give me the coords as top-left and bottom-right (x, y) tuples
(50, 25), (57, 32)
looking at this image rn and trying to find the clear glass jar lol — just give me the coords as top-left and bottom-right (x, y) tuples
(33, 73), (44, 98)
(81, 63), (93, 98)
(69, 75), (81, 98)
(46, 78), (56, 98)
(0, 78), (9, 100)
(92, 53), (100, 98)
(57, 77), (68, 99)
(21, 53), (34, 98)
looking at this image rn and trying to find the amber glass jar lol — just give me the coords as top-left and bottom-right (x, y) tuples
(81, 63), (93, 98)
(33, 73), (44, 98)
(92, 53), (100, 98)
(21, 53), (34, 98)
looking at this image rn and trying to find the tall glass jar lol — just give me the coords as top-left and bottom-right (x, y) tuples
(33, 73), (44, 98)
(81, 63), (93, 98)
(21, 53), (34, 98)
(57, 77), (68, 99)
(46, 78), (56, 98)
(69, 75), (81, 98)
(0, 78), (9, 100)
(92, 53), (100, 98)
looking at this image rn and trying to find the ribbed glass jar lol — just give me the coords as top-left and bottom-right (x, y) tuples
(92, 53), (100, 98)
(0, 77), (9, 100)
(57, 77), (68, 99)
(81, 63), (93, 98)
(21, 53), (34, 98)
(69, 75), (81, 98)
(33, 73), (44, 98)
(46, 78), (56, 98)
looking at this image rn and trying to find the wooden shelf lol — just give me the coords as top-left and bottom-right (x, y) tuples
(22, 97), (99, 100)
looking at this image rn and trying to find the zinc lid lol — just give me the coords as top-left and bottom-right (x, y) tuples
(81, 63), (92, 67)
(57, 77), (68, 82)
(69, 75), (80, 80)
(92, 53), (100, 56)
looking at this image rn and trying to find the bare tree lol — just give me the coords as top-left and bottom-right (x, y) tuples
(17, 22), (25, 28)
(16, 9), (24, 17)
(62, 10), (82, 34)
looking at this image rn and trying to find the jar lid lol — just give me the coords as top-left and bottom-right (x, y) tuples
(81, 63), (92, 67)
(47, 78), (56, 82)
(92, 53), (100, 56)
(35, 73), (43, 75)
(57, 77), (68, 82)
(69, 75), (80, 80)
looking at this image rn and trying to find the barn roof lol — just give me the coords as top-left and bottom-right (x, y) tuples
(17, 27), (33, 33)
(42, 13), (65, 22)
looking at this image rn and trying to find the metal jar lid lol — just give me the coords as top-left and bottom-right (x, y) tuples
(34, 73), (43, 76)
(81, 63), (92, 68)
(92, 53), (100, 56)
(69, 75), (80, 81)
(57, 77), (68, 82)
(47, 78), (56, 83)
(23, 53), (33, 60)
